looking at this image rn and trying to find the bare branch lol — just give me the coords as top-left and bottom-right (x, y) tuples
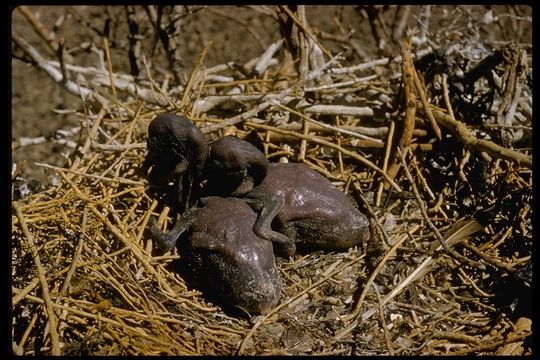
(12, 31), (107, 106)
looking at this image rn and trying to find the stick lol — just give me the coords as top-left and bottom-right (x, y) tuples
(12, 31), (108, 106)
(201, 51), (344, 133)
(88, 204), (176, 296)
(430, 108), (532, 169)
(385, 37), (416, 185)
(17, 6), (58, 55)
(35, 162), (145, 186)
(237, 255), (363, 355)
(245, 121), (402, 192)
(13, 203), (61, 355)
(399, 148), (486, 270)
(343, 223), (413, 322)
(279, 5), (332, 59)
(327, 47), (433, 76)
(412, 64), (442, 140)
(251, 39), (283, 77)
(302, 104), (373, 117)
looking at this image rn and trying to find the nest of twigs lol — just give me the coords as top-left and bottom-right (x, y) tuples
(12, 6), (532, 356)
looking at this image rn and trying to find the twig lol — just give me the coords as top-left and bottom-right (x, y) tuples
(251, 39), (283, 77)
(431, 330), (480, 345)
(461, 242), (525, 272)
(272, 108), (388, 142)
(399, 38), (417, 148)
(12, 277), (41, 306)
(296, 5), (310, 82)
(411, 59), (442, 140)
(430, 107), (532, 169)
(201, 51), (344, 133)
(13, 313), (38, 355)
(103, 37), (120, 114)
(17, 6), (58, 55)
(376, 120), (395, 207)
(353, 182), (392, 248)
(141, 55), (177, 108)
(182, 41), (212, 110)
(13, 125), (81, 150)
(390, 300), (489, 328)
(278, 5), (332, 59)
(40, 56), (171, 107)
(91, 142), (146, 151)
(343, 222), (414, 323)
(56, 37), (68, 84)
(13, 202), (61, 355)
(12, 31), (108, 106)
(193, 93), (286, 114)
(68, 107), (106, 174)
(88, 204), (176, 296)
(237, 255), (363, 355)
(303, 74), (378, 92)
(410, 156), (436, 201)
(496, 317), (531, 355)
(11, 290), (190, 353)
(411, 6), (431, 46)
(326, 47), (433, 76)
(35, 162), (145, 186)
(330, 15), (369, 61)
(450, 332), (531, 356)
(125, 5), (143, 77)
(392, 5), (411, 42)
(244, 5), (278, 20)
(146, 5), (186, 86)
(302, 104), (373, 117)
(58, 223), (85, 298)
(441, 74), (456, 120)
(494, 43), (528, 146)
(299, 115), (309, 161)
(245, 122), (402, 192)
(334, 216), (484, 341)
(457, 267), (494, 298)
(374, 285), (395, 355)
(386, 37), (416, 184)
(399, 148), (486, 270)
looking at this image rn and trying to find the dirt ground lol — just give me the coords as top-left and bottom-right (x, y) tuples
(11, 5), (532, 356)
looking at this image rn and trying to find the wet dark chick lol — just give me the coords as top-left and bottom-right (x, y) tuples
(142, 113), (208, 211)
(205, 137), (371, 257)
(203, 136), (269, 197)
(149, 196), (281, 315)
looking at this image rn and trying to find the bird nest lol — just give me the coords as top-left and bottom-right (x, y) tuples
(12, 25), (532, 356)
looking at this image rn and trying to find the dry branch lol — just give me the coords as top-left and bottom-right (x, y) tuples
(302, 104), (373, 117)
(431, 108), (532, 169)
(12, 31), (107, 105)
(201, 51), (345, 134)
(17, 6), (60, 56)
(13, 203), (61, 355)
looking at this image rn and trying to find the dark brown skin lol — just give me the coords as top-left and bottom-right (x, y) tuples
(203, 136), (269, 197)
(142, 114), (208, 211)
(205, 137), (371, 257)
(248, 163), (371, 257)
(149, 196), (281, 315)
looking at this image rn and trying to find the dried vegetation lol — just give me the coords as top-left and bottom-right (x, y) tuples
(11, 5), (532, 355)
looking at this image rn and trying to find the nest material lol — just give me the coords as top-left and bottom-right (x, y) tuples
(12, 8), (532, 356)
